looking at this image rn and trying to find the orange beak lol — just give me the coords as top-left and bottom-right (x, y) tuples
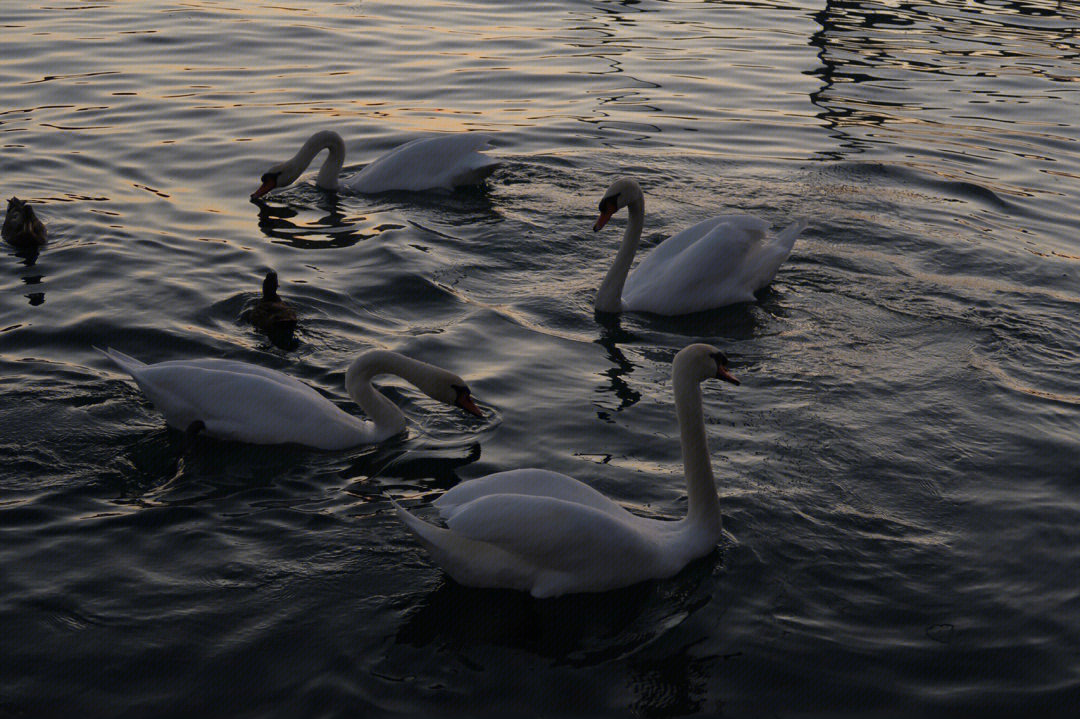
(593, 207), (615, 232)
(456, 393), (484, 417)
(251, 178), (276, 200)
(716, 365), (740, 386)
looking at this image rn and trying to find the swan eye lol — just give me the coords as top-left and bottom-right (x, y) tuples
(261, 171), (278, 184)
(598, 194), (619, 213)
(710, 351), (729, 367)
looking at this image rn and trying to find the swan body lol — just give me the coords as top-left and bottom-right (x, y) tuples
(3, 197), (47, 248)
(592, 178), (807, 315)
(395, 343), (739, 598)
(251, 130), (499, 198)
(98, 347), (482, 449)
(250, 270), (298, 337)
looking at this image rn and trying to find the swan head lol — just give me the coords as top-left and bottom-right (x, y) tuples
(251, 159), (302, 200)
(417, 368), (484, 418)
(346, 351), (484, 418)
(676, 344), (740, 386)
(593, 178), (644, 232)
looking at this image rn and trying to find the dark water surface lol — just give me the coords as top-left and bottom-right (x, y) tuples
(2, 0), (1079, 715)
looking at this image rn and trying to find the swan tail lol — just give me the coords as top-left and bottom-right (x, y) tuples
(773, 217), (809, 255)
(392, 498), (527, 590)
(453, 157), (501, 187)
(95, 346), (147, 375)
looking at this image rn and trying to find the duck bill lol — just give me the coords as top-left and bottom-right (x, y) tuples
(251, 179), (276, 200)
(716, 366), (740, 385)
(593, 208), (615, 232)
(456, 394), (484, 417)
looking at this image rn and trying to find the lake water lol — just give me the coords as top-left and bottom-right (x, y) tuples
(2, 0), (1079, 715)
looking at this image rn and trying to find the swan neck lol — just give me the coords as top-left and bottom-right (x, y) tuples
(345, 350), (450, 440)
(595, 198), (644, 313)
(293, 130), (345, 191)
(673, 365), (721, 532)
(345, 351), (410, 439)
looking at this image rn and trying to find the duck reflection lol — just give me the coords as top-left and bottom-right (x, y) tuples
(392, 551), (716, 668)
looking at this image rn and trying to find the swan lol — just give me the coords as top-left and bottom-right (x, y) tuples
(250, 270), (298, 338)
(3, 197), (47, 248)
(250, 130), (499, 198)
(98, 347), (483, 449)
(394, 343), (739, 598)
(592, 178), (807, 315)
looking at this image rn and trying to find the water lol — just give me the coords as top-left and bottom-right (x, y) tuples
(2, 0), (1079, 715)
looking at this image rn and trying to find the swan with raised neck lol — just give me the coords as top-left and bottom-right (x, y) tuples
(394, 343), (739, 598)
(592, 177), (808, 315)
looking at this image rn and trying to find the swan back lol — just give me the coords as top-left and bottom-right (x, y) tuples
(98, 348), (372, 448)
(622, 215), (806, 314)
(347, 133), (499, 193)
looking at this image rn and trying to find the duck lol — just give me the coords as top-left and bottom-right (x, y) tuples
(592, 178), (807, 315)
(250, 270), (298, 339)
(250, 130), (499, 199)
(98, 347), (483, 449)
(394, 343), (739, 598)
(3, 197), (47, 248)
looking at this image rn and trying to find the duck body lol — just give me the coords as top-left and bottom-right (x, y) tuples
(98, 347), (482, 450)
(593, 179), (807, 315)
(395, 343), (739, 598)
(250, 271), (298, 337)
(3, 197), (47, 248)
(251, 130), (499, 198)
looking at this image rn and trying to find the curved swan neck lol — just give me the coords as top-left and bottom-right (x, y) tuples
(673, 362), (721, 532)
(595, 196), (644, 313)
(344, 351), (446, 440)
(291, 130), (345, 191)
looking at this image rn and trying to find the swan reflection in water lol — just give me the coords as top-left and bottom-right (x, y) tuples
(251, 194), (401, 250)
(594, 313), (642, 418)
(389, 549), (717, 667)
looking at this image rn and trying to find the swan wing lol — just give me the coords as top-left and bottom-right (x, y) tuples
(155, 357), (326, 401)
(735, 217), (808, 294)
(442, 493), (666, 595)
(100, 350), (369, 448)
(434, 468), (626, 518)
(623, 216), (767, 314)
(346, 133), (499, 193)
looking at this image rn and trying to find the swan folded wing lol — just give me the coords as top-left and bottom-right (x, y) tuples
(154, 358), (326, 403)
(132, 365), (358, 445)
(348, 133), (498, 193)
(443, 493), (664, 580)
(623, 219), (763, 313)
(434, 468), (626, 518)
(730, 217), (807, 295)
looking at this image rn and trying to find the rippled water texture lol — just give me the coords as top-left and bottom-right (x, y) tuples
(2, 1), (1079, 716)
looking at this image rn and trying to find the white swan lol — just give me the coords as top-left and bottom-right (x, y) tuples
(394, 343), (739, 598)
(250, 130), (499, 198)
(592, 178), (807, 315)
(98, 348), (482, 449)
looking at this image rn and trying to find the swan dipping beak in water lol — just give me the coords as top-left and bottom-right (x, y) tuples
(251, 129), (499, 199)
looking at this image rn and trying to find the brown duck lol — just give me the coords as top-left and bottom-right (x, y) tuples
(3, 197), (47, 248)
(251, 271), (298, 338)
